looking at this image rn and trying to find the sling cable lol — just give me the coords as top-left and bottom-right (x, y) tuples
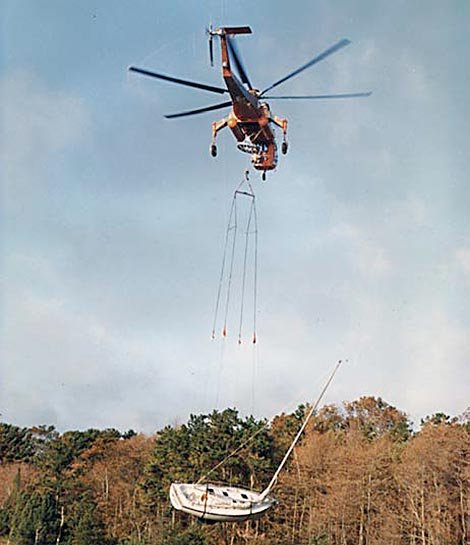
(212, 169), (258, 345)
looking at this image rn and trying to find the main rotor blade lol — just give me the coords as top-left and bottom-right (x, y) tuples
(263, 91), (372, 99)
(261, 38), (351, 96)
(164, 100), (232, 119)
(129, 66), (228, 95)
(227, 37), (252, 88)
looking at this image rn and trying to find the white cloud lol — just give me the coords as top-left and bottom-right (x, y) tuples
(456, 248), (470, 277)
(393, 195), (429, 226)
(0, 70), (90, 191)
(402, 310), (470, 421)
(1, 274), (188, 432)
(331, 222), (393, 278)
(399, 50), (432, 101)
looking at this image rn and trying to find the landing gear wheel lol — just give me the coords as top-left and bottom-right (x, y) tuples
(262, 171), (267, 181)
(282, 141), (288, 155)
(210, 144), (217, 157)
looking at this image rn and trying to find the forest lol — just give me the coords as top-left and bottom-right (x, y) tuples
(0, 396), (469, 545)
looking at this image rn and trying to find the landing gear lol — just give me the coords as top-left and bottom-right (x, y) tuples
(211, 118), (228, 159)
(262, 171), (267, 181)
(272, 115), (289, 156)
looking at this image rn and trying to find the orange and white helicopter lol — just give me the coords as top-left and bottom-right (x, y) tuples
(129, 26), (371, 180)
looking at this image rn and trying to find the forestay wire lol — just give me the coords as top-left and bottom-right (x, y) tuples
(196, 360), (344, 488)
(211, 169), (258, 344)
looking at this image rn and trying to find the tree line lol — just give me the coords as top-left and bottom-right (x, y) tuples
(0, 397), (468, 545)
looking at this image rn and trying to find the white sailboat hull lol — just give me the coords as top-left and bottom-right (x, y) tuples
(170, 483), (276, 522)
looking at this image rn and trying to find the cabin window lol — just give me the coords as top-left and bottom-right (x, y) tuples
(222, 491), (229, 497)
(208, 488), (214, 494)
(241, 493), (248, 499)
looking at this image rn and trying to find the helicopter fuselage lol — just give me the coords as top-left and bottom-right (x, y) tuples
(210, 30), (287, 174)
(224, 75), (278, 171)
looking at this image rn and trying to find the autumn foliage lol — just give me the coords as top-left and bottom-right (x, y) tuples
(0, 397), (468, 545)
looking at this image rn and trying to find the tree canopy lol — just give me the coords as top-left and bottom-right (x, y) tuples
(0, 398), (468, 545)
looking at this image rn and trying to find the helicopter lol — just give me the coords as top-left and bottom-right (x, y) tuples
(129, 26), (371, 180)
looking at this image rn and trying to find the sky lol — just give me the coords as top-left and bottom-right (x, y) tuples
(1, 1), (469, 433)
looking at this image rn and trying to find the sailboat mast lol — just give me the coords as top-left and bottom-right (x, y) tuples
(259, 360), (343, 500)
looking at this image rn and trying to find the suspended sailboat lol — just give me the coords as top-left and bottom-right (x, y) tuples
(169, 360), (342, 522)
(169, 483), (275, 522)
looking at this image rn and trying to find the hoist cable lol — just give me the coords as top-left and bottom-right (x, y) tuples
(250, 342), (257, 415)
(214, 336), (227, 408)
(252, 200), (258, 345)
(211, 196), (237, 340)
(211, 169), (258, 343)
(222, 198), (238, 338)
(237, 198), (255, 344)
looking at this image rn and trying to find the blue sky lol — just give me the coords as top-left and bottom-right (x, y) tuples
(1, 1), (469, 432)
